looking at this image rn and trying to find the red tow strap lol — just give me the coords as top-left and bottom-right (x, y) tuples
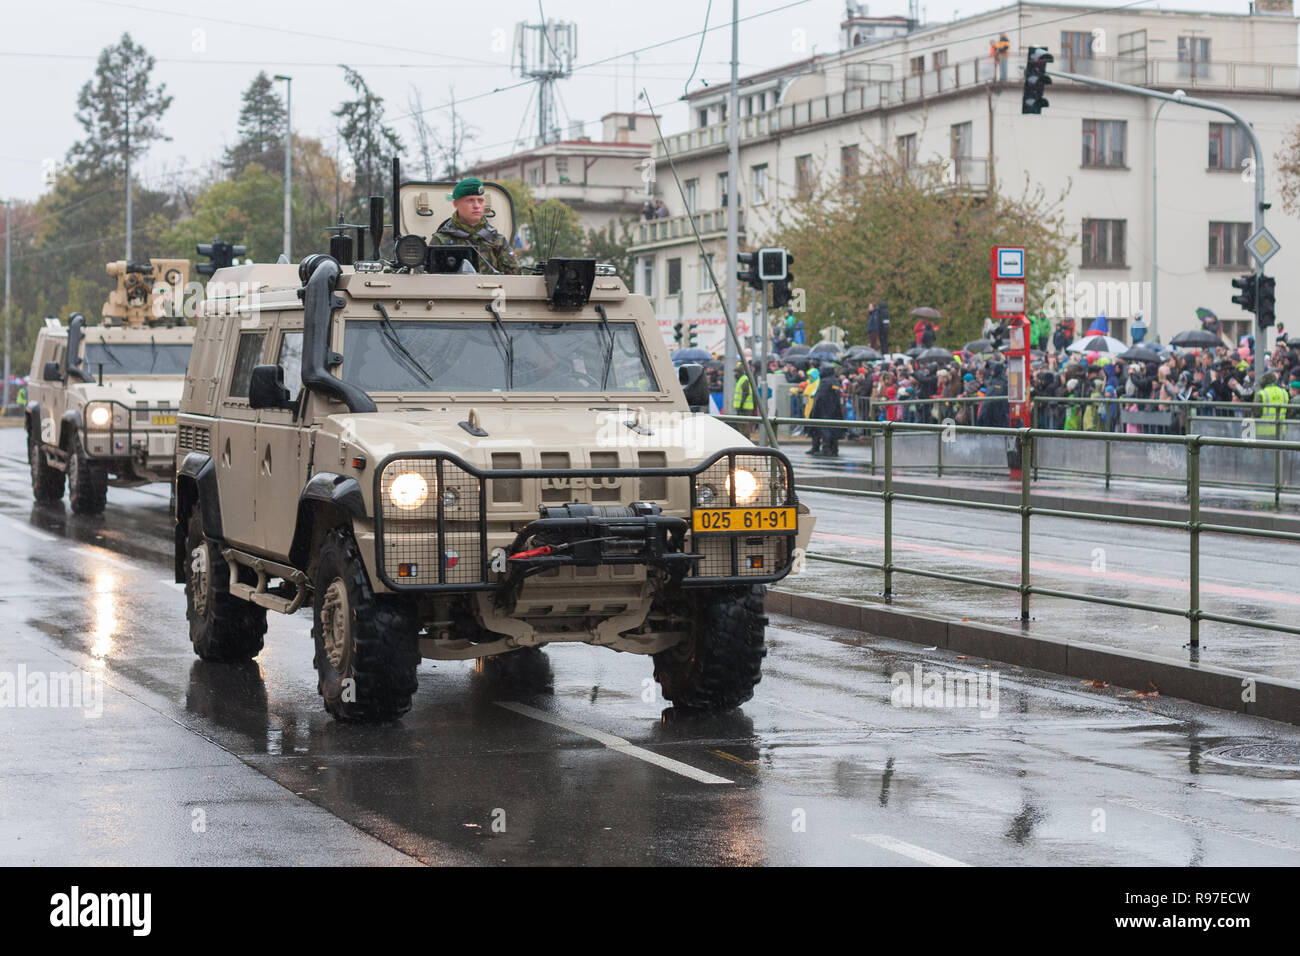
(509, 545), (553, 560)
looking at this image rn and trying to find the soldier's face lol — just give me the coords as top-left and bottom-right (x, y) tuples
(454, 195), (487, 225)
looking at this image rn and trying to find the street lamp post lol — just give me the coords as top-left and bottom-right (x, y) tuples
(3, 199), (10, 408)
(274, 74), (292, 261)
(1151, 90), (1185, 346)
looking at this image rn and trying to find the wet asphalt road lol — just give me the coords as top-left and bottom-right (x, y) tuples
(2, 426), (1300, 867)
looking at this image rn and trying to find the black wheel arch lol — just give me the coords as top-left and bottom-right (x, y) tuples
(289, 472), (366, 570)
(174, 453), (223, 582)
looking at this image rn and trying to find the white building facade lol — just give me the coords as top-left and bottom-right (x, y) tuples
(630, 1), (1300, 351)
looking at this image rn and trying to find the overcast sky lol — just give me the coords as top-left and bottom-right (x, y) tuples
(0, 0), (1285, 203)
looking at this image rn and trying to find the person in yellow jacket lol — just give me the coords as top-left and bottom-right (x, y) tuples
(733, 362), (757, 439)
(1257, 372), (1290, 439)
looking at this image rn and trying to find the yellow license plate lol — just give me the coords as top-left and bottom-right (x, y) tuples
(151, 414), (176, 426)
(692, 507), (796, 533)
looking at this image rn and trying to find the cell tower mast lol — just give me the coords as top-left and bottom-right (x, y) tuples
(513, 19), (577, 146)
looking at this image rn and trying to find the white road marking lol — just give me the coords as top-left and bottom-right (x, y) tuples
(0, 514), (58, 542)
(1111, 797), (1300, 854)
(852, 833), (971, 867)
(496, 701), (733, 785)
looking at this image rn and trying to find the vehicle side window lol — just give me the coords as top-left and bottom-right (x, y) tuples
(228, 332), (266, 398)
(278, 331), (304, 400)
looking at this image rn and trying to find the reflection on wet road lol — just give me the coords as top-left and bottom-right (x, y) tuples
(2, 429), (1299, 866)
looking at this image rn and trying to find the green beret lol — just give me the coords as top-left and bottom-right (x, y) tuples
(449, 177), (485, 200)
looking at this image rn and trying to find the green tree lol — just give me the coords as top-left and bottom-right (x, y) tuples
(584, 217), (636, 283)
(497, 178), (585, 269)
(66, 32), (172, 175)
(767, 151), (1072, 347)
(226, 72), (285, 177)
(333, 67), (404, 211)
(161, 163), (291, 264)
(1278, 122), (1300, 217)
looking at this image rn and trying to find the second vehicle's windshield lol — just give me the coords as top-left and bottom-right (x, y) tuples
(83, 342), (192, 375)
(341, 320), (658, 393)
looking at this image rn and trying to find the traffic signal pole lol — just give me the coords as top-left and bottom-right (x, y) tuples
(1049, 68), (1270, 389)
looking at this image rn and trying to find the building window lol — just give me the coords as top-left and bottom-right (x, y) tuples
(528, 166), (541, 185)
(1208, 221), (1251, 269)
(697, 108), (709, 128)
(841, 144), (861, 182)
(897, 133), (917, 170)
(719, 102), (727, 122)
(751, 163), (769, 204)
(683, 178), (699, 213)
(555, 156), (569, 175)
(1082, 120), (1126, 167)
(1081, 219), (1126, 268)
(795, 154), (814, 200)
(667, 258), (682, 296)
(698, 253), (715, 293)
(950, 122), (972, 159)
(1208, 122), (1250, 170)
(1060, 31), (1095, 70)
(909, 55), (925, 75)
(718, 171), (731, 206)
(758, 92), (767, 111)
(638, 257), (655, 298)
(1178, 36), (1211, 78)
(933, 49), (948, 70)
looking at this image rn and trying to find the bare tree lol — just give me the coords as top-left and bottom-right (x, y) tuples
(434, 86), (477, 180)
(407, 87), (436, 180)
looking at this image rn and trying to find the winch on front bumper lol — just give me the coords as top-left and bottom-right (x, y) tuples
(372, 448), (801, 593)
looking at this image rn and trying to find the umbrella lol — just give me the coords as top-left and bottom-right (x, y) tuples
(1067, 334), (1126, 353)
(917, 347), (953, 362)
(1195, 307), (1218, 322)
(911, 306), (942, 319)
(1119, 345), (1162, 363)
(843, 346), (881, 362)
(809, 341), (844, 354)
(1169, 329), (1223, 349)
(905, 346), (924, 358)
(672, 347), (711, 363)
(779, 344), (811, 358)
(963, 338), (994, 352)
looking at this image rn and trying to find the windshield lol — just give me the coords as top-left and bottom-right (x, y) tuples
(342, 320), (658, 393)
(83, 342), (192, 376)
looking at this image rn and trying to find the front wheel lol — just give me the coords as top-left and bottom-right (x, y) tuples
(28, 423), (64, 503)
(652, 585), (767, 711)
(66, 432), (107, 515)
(183, 509), (266, 661)
(312, 528), (420, 722)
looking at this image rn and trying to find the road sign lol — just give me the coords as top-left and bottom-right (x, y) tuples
(995, 282), (1026, 314)
(995, 247), (1025, 279)
(1245, 227), (1280, 266)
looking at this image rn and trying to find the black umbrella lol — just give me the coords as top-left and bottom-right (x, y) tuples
(905, 346), (924, 358)
(1119, 345), (1162, 363)
(843, 346), (881, 362)
(917, 347), (953, 362)
(963, 338), (994, 353)
(810, 341), (844, 354)
(911, 306), (942, 319)
(1169, 329), (1223, 349)
(780, 344), (811, 358)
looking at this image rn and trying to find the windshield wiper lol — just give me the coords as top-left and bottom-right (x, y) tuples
(594, 304), (616, 390)
(483, 300), (513, 389)
(148, 335), (158, 374)
(372, 302), (435, 386)
(95, 340), (123, 370)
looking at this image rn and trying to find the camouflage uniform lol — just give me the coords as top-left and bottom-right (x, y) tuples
(430, 213), (520, 275)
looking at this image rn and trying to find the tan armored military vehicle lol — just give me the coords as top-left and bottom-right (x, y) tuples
(172, 179), (813, 721)
(27, 259), (195, 514)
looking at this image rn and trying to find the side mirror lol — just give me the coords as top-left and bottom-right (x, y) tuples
(43, 361), (63, 383)
(249, 364), (292, 410)
(679, 363), (710, 411)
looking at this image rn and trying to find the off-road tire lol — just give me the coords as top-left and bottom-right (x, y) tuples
(475, 646), (554, 691)
(28, 422), (64, 503)
(66, 432), (108, 515)
(312, 528), (420, 722)
(652, 585), (767, 711)
(183, 509), (266, 661)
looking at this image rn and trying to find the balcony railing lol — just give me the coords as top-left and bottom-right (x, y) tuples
(904, 156), (990, 192)
(655, 53), (1300, 159)
(633, 207), (743, 246)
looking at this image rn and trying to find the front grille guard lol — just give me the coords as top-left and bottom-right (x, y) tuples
(79, 399), (179, 460)
(371, 448), (799, 592)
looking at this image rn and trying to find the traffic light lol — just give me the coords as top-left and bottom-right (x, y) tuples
(757, 247), (788, 282)
(1257, 274), (1276, 328)
(1022, 46), (1053, 114)
(688, 322), (699, 347)
(196, 240), (248, 277)
(673, 320), (684, 345)
(736, 252), (762, 291)
(770, 254), (795, 309)
(1231, 273), (1258, 314)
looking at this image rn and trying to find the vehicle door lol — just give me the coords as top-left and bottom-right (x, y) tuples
(215, 326), (266, 549)
(254, 324), (305, 555)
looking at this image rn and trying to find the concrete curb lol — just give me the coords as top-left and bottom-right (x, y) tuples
(767, 589), (1300, 726)
(795, 472), (1300, 534)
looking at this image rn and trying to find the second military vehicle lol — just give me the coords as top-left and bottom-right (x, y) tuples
(27, 259), (195, 514)
(173, 178), (813, 721)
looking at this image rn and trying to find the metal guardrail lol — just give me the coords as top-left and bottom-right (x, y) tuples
(717, 412), (1300, 656)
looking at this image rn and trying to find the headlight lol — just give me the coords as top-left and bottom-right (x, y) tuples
(389, 471), (429, 510)
(696, 483), (718, 507)
(87, 404), (112, 429)
(728, 468), (759, 504)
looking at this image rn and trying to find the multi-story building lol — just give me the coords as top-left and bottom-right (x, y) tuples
(630, 1), (1300, 350)
(466, 112), (654, 237)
